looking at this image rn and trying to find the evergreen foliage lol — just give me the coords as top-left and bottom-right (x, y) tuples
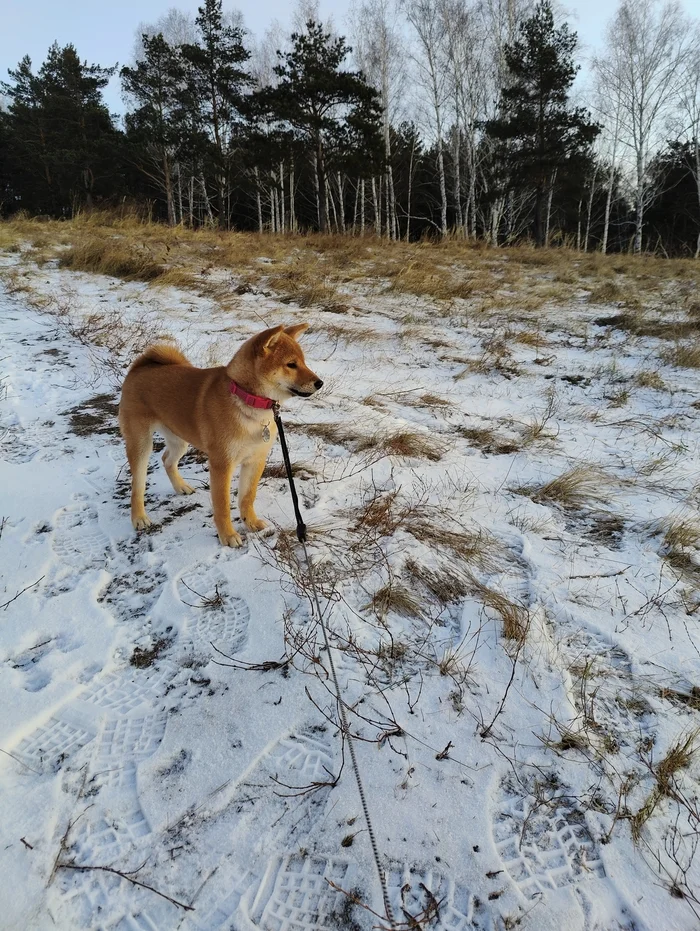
(2, 45), (119, 215)
(255, 21), (383, 232)
(0, 3), (697, 255)
(486, 1), (600, 246)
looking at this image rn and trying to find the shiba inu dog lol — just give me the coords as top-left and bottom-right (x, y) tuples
(119, 323), (322, 546)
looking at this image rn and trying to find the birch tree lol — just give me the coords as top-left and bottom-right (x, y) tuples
(599, 0), (692, 253)
(132, 8), (197, 63)
(350, 0), (405, 238)
(402, 0), (449, 236)
(676, 31), (700, 256)
(590, 65), (624, 254)
(438, 0), (479, 236)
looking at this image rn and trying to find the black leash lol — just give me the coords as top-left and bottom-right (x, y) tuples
(273, 404), (306, 543)
(272, 403), (397, 930)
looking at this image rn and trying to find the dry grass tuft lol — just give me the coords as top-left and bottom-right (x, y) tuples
(350, 488), (405, 538)
(388, 260), (460, 300)
(633, 370), (667, 390)
(407, 518), (504, 572)
(293, 421), (364, 448)
(291, 421), (444, 461)
(470, 578), (530, 641)
(519, 388), (559, 445)
(267, 262), (342, 309)
(457, 425), (521, 456)
(631, 731), (698, 842)
(367, 582), (424, 619)
(456, 333), (522, 379)
(663, 519), (700, 552)
(657, 518), (700, 581)
(406, 552), (526, 640)
(0, 227), (23, 251)
(514, 466), (610, 511)
(263, 460), (317, 479)
(59, 236), (165, 281)
(511, 328), (548, 348)
(595, 312), (700, 341)
(154, 266), (203, 291)
(655, 732), (697, 792)
(415, 392), (450, 409)
(321, 322), (378, 344)
(405, 558), (471, 605)
(588, 280), (624, 304)
(356, 429), (446, 461)
(664, 343), (700, 369)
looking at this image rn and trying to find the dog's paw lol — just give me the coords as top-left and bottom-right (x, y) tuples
(244, 517), (268, 532)
(177, 482), (196, 495)
(132, 515), (152, 531)
(218, 529), (243, 548)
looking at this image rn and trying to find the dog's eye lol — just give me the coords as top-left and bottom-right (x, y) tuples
(286, 362), (298, 369)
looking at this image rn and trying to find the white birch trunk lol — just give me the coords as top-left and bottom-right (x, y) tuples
(371, 177), (380, 235)
(254, 167), (263, 234)
(361, 179), (366, 236)
(279, 161), (285, 233)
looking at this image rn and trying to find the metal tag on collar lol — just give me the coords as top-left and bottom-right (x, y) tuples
(262, 423), (271, 442)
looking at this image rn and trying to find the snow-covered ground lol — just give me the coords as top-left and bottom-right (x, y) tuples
(1, 248), (700, 931)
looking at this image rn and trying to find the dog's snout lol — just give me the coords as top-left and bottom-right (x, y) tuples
(314, 379), (324, 390)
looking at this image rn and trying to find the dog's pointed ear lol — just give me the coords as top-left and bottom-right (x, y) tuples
(284, 323), (309, 341)
(257, 324), (285, 351)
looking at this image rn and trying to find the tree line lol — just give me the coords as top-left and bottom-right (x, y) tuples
(1, 0), (699, 255)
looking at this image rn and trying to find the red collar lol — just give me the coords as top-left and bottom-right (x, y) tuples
(229, 380), (275, 410)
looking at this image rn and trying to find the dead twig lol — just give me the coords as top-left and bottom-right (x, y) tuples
(0, 575), (45, 611)
(179, 579), (224, 609)
(56, 862), (194, 911)
(210, 643), (288, 672)
(480, 631), (528, 739)
(0, 746), (42, 775)
(569, 567), (630, 580)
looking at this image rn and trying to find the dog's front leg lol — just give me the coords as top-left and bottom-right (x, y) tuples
(209, 457), (242, 547)
(239, 453), (269, 532)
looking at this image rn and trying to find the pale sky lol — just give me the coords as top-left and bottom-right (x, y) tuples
(2, 0), (700, 117)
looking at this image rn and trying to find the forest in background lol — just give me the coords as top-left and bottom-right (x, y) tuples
(1, 0), (699, 256)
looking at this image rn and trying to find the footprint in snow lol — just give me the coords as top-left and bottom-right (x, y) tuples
(559, 629), (654, 753)
(386, 865), (486, 931)
(0, 424), (42, 464)
(52, 499), (110, 570)
(177, 562), (250, 658)
(80, 666), (175, 716)
(492, 773), (605, 900)
(244, 854), (356, 930)
(12, 717), (96, 775)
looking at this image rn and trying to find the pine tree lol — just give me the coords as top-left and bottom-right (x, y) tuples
(486, 1), (599, 246)
(0, 106), (14, 214)
(2, 45), (118, 215)
(180, 0), (252, 227)
(256, 21), (382, 233)
(122, 34), (186, 225)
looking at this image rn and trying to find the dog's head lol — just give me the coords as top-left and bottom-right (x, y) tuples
(233, 323), (323, 402)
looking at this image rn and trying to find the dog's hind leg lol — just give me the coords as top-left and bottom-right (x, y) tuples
(123, 423), (154, 530)
(161, 428), (194, 496)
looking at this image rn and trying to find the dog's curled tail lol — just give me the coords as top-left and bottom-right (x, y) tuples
(129, 343), (192, 371)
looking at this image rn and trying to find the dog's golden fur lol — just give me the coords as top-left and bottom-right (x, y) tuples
(119, 323), (321, 546)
